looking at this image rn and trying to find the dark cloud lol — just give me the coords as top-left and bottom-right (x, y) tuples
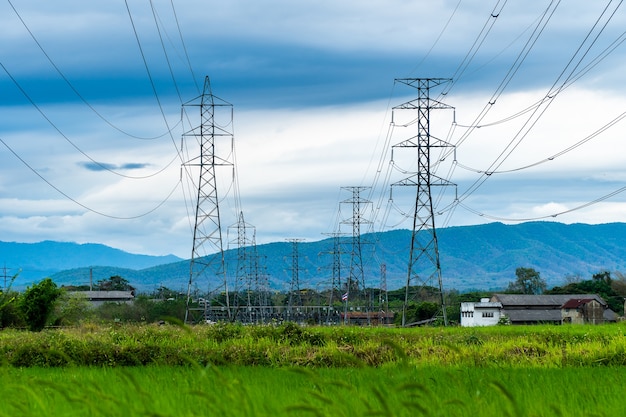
(79, 162), (149, 171)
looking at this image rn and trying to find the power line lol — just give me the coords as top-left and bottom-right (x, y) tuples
(5, 0), (178, 141)
(0, 60), (178, 180)
(0, 136), (181, 220)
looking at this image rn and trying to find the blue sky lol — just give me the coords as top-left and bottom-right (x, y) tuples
(1, 1), (626, 258)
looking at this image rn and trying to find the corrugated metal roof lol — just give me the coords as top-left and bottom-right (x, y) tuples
(561, 298), (595, 309)
(503, 309), (562, 322)
(492, 294), (607, 307)
(71, 291), (134, 300)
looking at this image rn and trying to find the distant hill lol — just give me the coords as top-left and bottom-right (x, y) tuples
(4, 222), (626, 292)
(0, 241), (181, 287)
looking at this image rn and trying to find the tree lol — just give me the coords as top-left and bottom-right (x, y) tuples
(51, 291), (93, 326)
(96, 275), (135, 293)
(506, 267), (546, 295)
(19, 278), (62, 331)
(0, 273), (25, 329)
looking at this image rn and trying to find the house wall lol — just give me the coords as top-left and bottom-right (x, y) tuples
(562, 300), (605, 325)
(460, 302), (501, 327)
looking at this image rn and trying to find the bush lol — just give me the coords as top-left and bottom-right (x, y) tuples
(19, 278), (62, 331)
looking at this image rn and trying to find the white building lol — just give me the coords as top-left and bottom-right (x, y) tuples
(460, 298), (503, 327)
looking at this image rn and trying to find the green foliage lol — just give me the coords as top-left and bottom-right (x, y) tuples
(397, 301), (440, 325)
(19, 278), (62, 331)
(506, 267), (547, 294)
(0, 274), (26, 328)
(96, 275), (134, 292)
(93, 295), (186, 323)
(2, 322), (625, 369)
(50, 291), (93, 326)
(547, 270), (624, 315)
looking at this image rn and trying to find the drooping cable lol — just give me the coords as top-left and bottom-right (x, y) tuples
(0, 137), (181, 220)
(6, 0), (178, 141)
(0, 60), (178, 180)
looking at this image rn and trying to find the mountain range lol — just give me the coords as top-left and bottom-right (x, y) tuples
(2, 222), (626, 293)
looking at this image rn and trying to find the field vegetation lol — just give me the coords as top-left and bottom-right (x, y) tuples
(2, 321), (626, 368)
(2, 322), (626, 416)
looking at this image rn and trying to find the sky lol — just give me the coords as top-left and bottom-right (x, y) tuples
(1, 1), (626, 259)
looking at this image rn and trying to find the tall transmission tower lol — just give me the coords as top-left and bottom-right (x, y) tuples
(184, 76), (234, 324)
(391, 78), (454, 327)
(341, 186), (372, 317)
(286, 238), (305, 318)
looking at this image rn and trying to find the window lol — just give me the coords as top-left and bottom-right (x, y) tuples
(482, 311), (494, 318)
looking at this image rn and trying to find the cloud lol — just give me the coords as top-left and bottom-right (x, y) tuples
(79, 162), (151, 172)
(1, 1), (626, 259)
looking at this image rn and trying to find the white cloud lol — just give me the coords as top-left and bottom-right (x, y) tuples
(2, 1), (626, 259)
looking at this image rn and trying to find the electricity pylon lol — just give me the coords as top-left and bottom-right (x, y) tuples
(341, 186), (372, 322)
(286, 238), (305, 316)
(321, 232), (347, 323)
(228, 211), (255, 322)
(391, 78), (454, 327)
(184, 76), (234, 324)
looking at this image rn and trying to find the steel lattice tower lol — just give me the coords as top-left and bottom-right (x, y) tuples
(341, 186), (372, 321)
(286, 238), (304, 317)
(379, 263), (388, 315)
(228, 211), (255, 322)
(391, 78), (454, 327)
(250, 232), (271, 323)
(321, 232), (346, 323)
(184, 76), (234, 324)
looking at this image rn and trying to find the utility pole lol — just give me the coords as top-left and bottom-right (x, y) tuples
(391, 78), (454, 327)
(184, 76), (234, 324)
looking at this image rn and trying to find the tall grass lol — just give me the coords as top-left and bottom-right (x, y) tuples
(2, 322), (626, 368)
(1, 365), (625, 416)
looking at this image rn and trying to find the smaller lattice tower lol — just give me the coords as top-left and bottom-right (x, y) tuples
(340, 186), (372, 313)
(320, 232), (347, 323)
(228, 211), (255, 322)
(286, 238), (305, 318)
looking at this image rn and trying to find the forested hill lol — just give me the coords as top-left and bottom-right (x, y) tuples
(4, 222), (626, 292)
(0, 241), (180, 287)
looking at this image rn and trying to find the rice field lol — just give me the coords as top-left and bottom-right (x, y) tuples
(1, 365), (625, 416)
(2, 322), (626, 416)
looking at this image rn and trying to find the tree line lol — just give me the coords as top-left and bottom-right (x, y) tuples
(2, 267), (625, 330)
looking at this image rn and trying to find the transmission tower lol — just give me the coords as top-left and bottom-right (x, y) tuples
(184, 76), (234, 324)
(228, 211), (255, 322)
(286, 238), (305, 318)
(391, 78), (454, 327)
(379, 263), (389, 316)
(320, 232), (347, 323)
(341, 186), (372, 322)
(250, 232), (271, 324)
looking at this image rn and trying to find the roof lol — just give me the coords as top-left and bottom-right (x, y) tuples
(70, 291), (134, 300)
(504, 309), (562, 323)
(492, 294), (607, 307)
(475, 302), (502, 308)
(561, 298), (596, 309)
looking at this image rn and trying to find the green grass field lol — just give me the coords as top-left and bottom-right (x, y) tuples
(2, 323), (626, 416)
(2, 365), (625, 416)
